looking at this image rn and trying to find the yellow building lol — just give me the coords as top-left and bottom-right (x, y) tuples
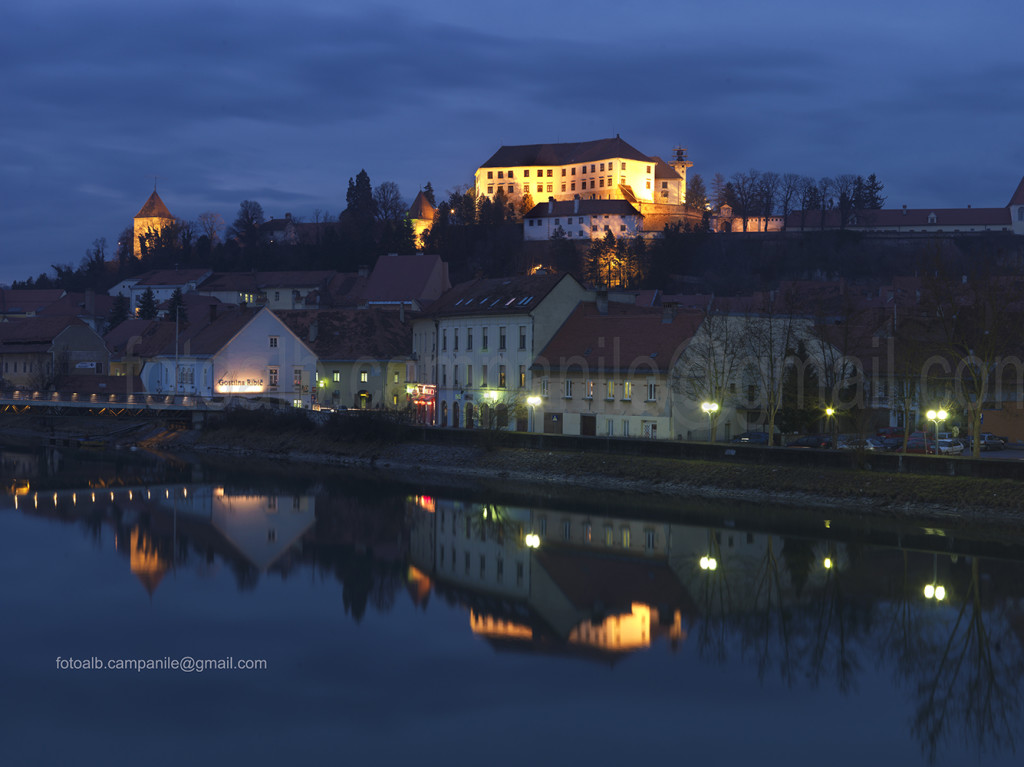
(407, 190), (436, 249)
(133, 190), (175, 258)
(474, 136), (691, 212)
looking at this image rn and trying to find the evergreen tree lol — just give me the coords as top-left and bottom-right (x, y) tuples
(422, 181), (436, 207)
(137, 288), (158, 320)
(106, 294), (130, 332)
(167, 287), (187, 323)
(686, 174), (709, 212)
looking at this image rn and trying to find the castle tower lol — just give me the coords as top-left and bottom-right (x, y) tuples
(408, 189), (437, 250)
(133, 190), (174, 258)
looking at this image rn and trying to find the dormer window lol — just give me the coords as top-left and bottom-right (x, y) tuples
(928, 212), (937, 224)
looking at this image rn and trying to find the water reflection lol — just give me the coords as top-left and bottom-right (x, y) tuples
(3, 446), (1024, 764)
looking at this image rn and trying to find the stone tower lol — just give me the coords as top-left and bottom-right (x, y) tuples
(133, 190), (174, 258)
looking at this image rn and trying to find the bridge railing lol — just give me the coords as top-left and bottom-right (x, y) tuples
(0, 389), (230, 411)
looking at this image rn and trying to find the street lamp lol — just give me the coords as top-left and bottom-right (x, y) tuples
(527, 395), (541, 433)
(926, 409), (948, 455)
(701, 401), (719, 442)
(825, 406), (836, 448)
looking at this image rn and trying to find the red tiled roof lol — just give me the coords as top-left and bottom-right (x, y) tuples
(134, 191), (173, 219)
(524, 199), (641, 219)
(534, 301), (704, 374)
(38, 292), (115, 319)
(275, 308), (412, 361)
(0, 289), (66, 315)
(426, 274), (571, 318)
(134, 269), (212, 287)
(1008, 175), (1024, 207)
(362, 254), (449, 304)
(104, 319), (178, 359)
(785, 207), (1011, 229)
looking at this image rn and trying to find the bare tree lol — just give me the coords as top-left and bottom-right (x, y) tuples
(672, 307), (744, 440)
(373, 181), (407, 222)
(197, 211), (224, 245)
(755, 171), (780, 232)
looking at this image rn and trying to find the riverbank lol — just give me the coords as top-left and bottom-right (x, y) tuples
(3, 414), (1022, 527)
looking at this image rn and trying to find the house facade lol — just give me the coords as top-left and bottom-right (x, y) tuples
(474, 136), (689, 210)
(0, 317), (109, 389)
(411, 274), (589, 429)
(108, 269), (213, 316)
(523, 197), (644, 241)
(140, 307), (318, 407)
(532, 299), (704, 439)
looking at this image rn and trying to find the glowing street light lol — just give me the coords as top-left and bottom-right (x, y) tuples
(524, 533), (541, 549)
(701, 401), (719, 442)
(699, 555), (718, 570)
(926, 409), (948, 455)
(825, 406), (836, 448)
(527, 395), (541, 433)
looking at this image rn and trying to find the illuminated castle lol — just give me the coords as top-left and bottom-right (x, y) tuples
(133, 190), (174, 258)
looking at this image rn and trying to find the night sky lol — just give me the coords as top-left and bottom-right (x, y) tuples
(2, 0), (1023, 285)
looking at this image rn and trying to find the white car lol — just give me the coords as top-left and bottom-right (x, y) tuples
(936, 439), (963, 455)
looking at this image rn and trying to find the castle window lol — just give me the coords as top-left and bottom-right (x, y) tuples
(524, 170), (530, 177)
(561, 168), (566, 176)
(537, 168), (543, 176)
(487, 171), (493, 179)
(571, 167), (576, 175)
(546, 184), (552, 193)
(508, 170), (514, 178)
(561, 184), (566, 192)
(546, 169), (553, 177)
(487, 185), (493, 194)
(600, 163), (605, 171)
(497, 171), (504, 179)
(537, 184), (543, 193)
(621, 163), (626, 170)
(590, 164), (596, 173)
(571, 182), (576, 191)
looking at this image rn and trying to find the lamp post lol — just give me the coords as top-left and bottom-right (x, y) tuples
(527, 395), (541, 433)
(926, 409), (948, 455)
(825, 406), (836, 448)
(701, 401), (719, 442)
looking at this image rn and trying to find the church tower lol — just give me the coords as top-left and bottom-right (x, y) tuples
(407, 189), (436, 250)
(133, 190), (174, 258)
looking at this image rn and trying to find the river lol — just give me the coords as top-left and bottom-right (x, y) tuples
(1, 444), (1021, 766)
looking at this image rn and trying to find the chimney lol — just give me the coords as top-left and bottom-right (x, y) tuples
(574, 194), (580, 214)
(309, 319), (319, 343)
(662, 301), (676, 324)
(547, 196), (555, 214)
(596, 290), (608, 315)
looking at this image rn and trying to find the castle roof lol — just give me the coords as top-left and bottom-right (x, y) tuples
(524, 199), (641, 219)
(408, 190), (436, 221)
(480, 136), (651, 168)
(135, 191), (173, 220)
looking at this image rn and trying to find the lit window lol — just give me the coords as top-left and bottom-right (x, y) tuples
(519, 365), (525, 388)
(269, 367), (279, 387)
(332, 370), (340, 383)
(622, 527), (630, 547)
(623, 381), (632, 400)
(499, 365), (506, 388)
(360, 370), (368, 383)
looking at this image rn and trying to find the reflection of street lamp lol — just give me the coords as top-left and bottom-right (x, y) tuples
(527, 395), (541, 433)
(924, 553), (946, 600)
(701, 401), (719, 442)
(825, 406), (836, 448)
(524, 533), (540, 548)
(926, 409), (948, 455)
(699, 555), (717, 570)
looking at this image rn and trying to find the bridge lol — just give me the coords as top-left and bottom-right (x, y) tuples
(0, 388), (229, 423)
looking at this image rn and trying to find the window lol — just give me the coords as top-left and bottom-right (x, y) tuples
(590, 164), (596, 173)
(519, 365), (525, 388)
(562, 520), (571, 541)
(604, 525), (613, 546)
(393, 371), (399, 384)
(269, 367), (279, 388)
(564, 379), (573, 398)
(467, 329), (473, 350)
(527, 219), (534, 227)
(539, 516), (547, 536)
(607, 420), (614, 436)
(606, 381), (615, 400)
(497, 185), (503, 193)
(466, 365), (472, 387)
(497, 170), (504, 178)
(442, 330), (447, 351)
(508, 170), (514, 178)
(645, 529), (655, 552)
(585, 380), (594, 399)
(620, 225), (626, 232)
(487, 186), (493, 194)
(623, 420), (630, 437)
(269, 336), (278, 348)
(481, 364), (488, 387)
(561, 184), (566, 192)
(482, 328), (488, 349)
(646, 165), (651, 173)
(454, 329), (459, 351)
(546, 169), (553, 177)
(499, 327), (506, 350)
(293, 369), (302, 389)
(662, 181), (668, 189)
(621, 162), (626, 171)
(561, 168), (566, 176)
(360, 370), (368, 383)
(554, 218), (559, 225)
(453, 366), (459, 386)
(519, 326), (526, 350)
(541, 377), (549, 397)
(546, 184), (552, 193)
(584, 523), (592, 543)
(487, 171), (493, 179)
(599, 178), (604, 187)
(647, 382), (657, 401)
(600, 163), (605, 171)
(622, 381), (632, 400)
(537, 184), (543, 193)
(332, 370), (340, 383)
(571, 182), (576, 191)
(442, 365), (447, 386)
(499, 365), (506, 388)
(524, 169), (530, 177)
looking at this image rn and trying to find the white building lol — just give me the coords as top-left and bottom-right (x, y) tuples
(474, 136), (689, 210)
(523, 196), (644, 241)
(140, 306), (318, 407)
(411, 274), (588, 430)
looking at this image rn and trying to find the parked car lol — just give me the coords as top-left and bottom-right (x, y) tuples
(879, 436), (903, 451)
(981, 434), (1005, 451)
(731, 431), (770, 445)
(876, 427), (903, 439)
(838, 437), (885, 451)
(935, 439), (963, 456)
(786, 434), (832, 448)
(905, 438), (932, 454)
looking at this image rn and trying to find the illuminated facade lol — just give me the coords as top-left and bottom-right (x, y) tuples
(140, 307), (318, 406)
(411, 273), (588, 429)
(407, 190), (436, 249)
(474, 137), (689, 211)
(523, 197), (643, 242)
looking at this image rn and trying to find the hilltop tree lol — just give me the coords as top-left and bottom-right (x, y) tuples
(137, 288), (158, 320)
(228, 200), (265, 250)
(422, 182), (436, 207)
(106, 293), (130, 332)
(167, 287), (187, 324)
(686, 174), (709, 212)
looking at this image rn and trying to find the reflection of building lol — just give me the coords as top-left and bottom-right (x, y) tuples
(210, 489), (315, 571)
(129, 527), (169, 595)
